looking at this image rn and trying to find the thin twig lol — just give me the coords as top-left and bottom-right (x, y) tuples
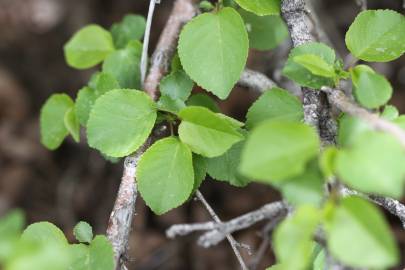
(167, 201), (288, 247)
(237, 69), (277, 93)
(248, 217), (284, 270)
(355, 0), (367, 11)
(140, 0), (159, 85)
(195, 190), (249, 270)
(280, 0), (336, 144)
(143, 0), (197, 99)
(106, 1), (196, 269)
(106, 142), (149, 269)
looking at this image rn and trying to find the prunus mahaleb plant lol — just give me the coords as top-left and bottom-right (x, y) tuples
(2, 0), (405, 269)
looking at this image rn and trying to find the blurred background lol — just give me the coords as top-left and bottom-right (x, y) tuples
(1, 0), (405, 269)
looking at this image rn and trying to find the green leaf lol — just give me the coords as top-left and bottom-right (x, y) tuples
(337, 114), (371, 147)
(351, 66), (392, 109)
(75, 87), (97, 126)
(178, 7), (248, 99)
(21, 222), (68, 247)
(240, 121), (320, 182)
(92, 72), (121, 96)
(111, 14), (146, 49)
(276, 161), (324, 207)
(266, 265), (283, 270)
(0, 210), (25, 261)
(216, 113), (244, 129)
(102, 44), (142, 89)
(394, 115), (405, 130)
(319, 146), (337, 178)
(193, 154), (207, 192)
(206, 140), (250, 187)
(199, 1), (215, 11)
(68, 237), (114, 270)
(138, 137), (194, 215)
(350, 64), (374, 87)
(88, 236), (114, 270)
(187, 93), (220, 112)
(239, 10), (288, 51)
(87, 89), (157, 157)
(282, 42), (336, 89)
(64, 108), (80, 143)
(64, 25), (115, 69)
(40, 94), (74, 150)
(246, 87), (303, 129)
(312, 247), (326, 270)
(160, 70), (194, 101)
(69, 244), (89, 270)
(293, 54), (336, 78)
(178, 106), (244, 158)
(336, 131), (405, 198)
(273, 206), (320, 270)
(381, 105), (399, 120)
(73, 222), (93, 244)
(157, 95), (186, 114)
(326, 196), (399, 268)
(235, 0), (280, 16)
(345, 9), (405, 62)
(6, 242), (70, 270)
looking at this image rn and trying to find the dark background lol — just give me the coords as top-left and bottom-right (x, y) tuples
(1, 0), (405, 269)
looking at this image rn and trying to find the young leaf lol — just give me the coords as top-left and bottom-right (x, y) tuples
(21, 222), (68, 247)
(273, 206), (320, 270)
(64, 25), (115, 69)
(178, 106), (244, 157)
(336, 131), (405, 198)
(110, 14), (146, 49)
(246, 87), (303, 129)
(293, 54), (336, 78)
(345, 9), (405, 62)
(235, 0), (280, 16)
(87, 89), (157, 157)
(92, 72), (121, 96)
(64, 107), (80, 142)
(75, 87), (97, 126)
(282, 42), (336, 89)
(240, 121), (320, 182)
(73, 221), (93, 244)
(160, 70), (194, 101)
(381, 105), (399, 120)
(187, 93), (220, 112)
(199, 1), (215, 11)
(239, 10), (288, 51)
(40, 94), (74, 150)
(206, 140), (250, 187)
(178, 7), (248, 99)
(102, 43), (142, 89)
(88, 236), (114, 270)
(351, 66), (392, 109)
(350, 64), (374, 86)
(137, 137), (194, 215)
(326, 196), (399, 268)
